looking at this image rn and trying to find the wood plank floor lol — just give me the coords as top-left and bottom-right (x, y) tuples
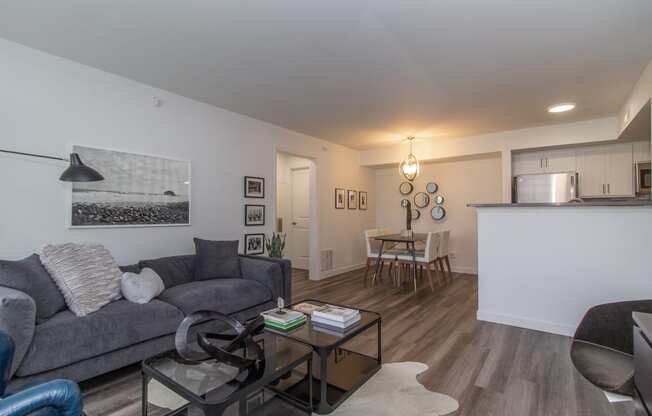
(82, 268), (635, 416)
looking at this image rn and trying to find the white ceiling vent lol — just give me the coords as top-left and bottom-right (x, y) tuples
(321, 249), (333, 272)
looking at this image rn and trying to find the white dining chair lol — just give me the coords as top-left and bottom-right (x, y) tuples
(436, 230), (452, 282)
(363, 229), (396, 285)
(394, 232), (441, 293)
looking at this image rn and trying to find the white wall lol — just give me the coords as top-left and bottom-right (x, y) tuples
(619, 60), (652, 134)
(0, 39), (375, 278)
(375, 155), (502, 274)
(361, 117), (618, 202)
(476, 206), (652, 336)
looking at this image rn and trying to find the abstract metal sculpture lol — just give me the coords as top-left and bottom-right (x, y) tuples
(174, 311), (265, 369)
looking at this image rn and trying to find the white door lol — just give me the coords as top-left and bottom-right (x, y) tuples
(606, 143), (634, 197)
(577, 146), (606, 198)
(544, 148), (576, 173)
(290, 168), (310, 270)
(512, 152), (544, 175)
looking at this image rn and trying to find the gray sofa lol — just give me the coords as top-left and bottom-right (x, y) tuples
(1, 254), (291, 390)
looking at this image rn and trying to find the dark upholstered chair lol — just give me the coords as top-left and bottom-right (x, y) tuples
(0, 331), (83, 416)
(571, 300), (652, 396)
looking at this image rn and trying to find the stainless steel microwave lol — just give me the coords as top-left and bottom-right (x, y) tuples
(636, 161), (651, 195)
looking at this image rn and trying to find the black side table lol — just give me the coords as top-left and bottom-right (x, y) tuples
(141, 331), (313, 416)
(267, 300), (382, 414)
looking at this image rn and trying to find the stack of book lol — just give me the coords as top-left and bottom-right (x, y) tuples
(261, 308), (306, 332)
(311, 305), (360, 334)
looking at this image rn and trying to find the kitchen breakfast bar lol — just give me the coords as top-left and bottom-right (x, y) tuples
(469, 201), (652, 336)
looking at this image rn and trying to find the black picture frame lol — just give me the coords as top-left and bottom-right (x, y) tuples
(347, 190), (357, 210)
(335, 188), (346, 209)
(244, 176), (265, 198)
(244, 233), (265, 255)
(359, 191), (368, 210)
(244, 204), (265, 226)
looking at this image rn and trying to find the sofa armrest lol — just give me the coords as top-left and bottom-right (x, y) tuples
(0, 379), (83, 416)
(240, 256), (292, 303)
(0, 287), (36, 378)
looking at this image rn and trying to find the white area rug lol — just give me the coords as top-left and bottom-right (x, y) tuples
(148, 361), (459, 416)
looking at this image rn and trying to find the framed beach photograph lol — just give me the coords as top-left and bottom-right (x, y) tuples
(69, 145), (191, 227)
(244, 233), (265, 255)
(244, 176), (265, 198)
(347, 190), (357, 210)
(359, 191), (368, 210)
(335, 188), (346, 209)
(245, 204), (265, 226)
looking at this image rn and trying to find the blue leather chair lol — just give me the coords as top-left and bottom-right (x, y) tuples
(0, 332), (83, 416)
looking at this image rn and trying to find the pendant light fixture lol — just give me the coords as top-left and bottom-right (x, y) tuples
(399, 136), (420, 181)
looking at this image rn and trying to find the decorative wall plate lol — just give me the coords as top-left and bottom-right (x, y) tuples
(435, 195), (445, 205)
(401, 199), (410, 208)
(413, 192), (430, 208)
(431, 206), (446, 220)
(426, 182), (438, 194)
(399, 182), (414, 195)
(412, 209), (421, 220)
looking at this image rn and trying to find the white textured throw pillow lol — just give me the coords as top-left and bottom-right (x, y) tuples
(121, 268), (165, 304)
(40, 243), (123, 316)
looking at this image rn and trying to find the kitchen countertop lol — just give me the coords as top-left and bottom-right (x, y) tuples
(468, 200), (652, 207)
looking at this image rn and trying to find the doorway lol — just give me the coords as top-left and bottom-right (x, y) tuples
(276, 152), (313, 271)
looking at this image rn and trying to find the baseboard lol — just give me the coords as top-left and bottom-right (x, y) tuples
(451, 266), (477, 275)
(476, 310), (575, 337)
(317, 263), (366, 280)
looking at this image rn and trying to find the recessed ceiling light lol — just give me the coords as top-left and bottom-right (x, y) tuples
(548, 103), (576, 113)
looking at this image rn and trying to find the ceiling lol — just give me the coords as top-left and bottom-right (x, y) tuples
(1, 1), (651, 150)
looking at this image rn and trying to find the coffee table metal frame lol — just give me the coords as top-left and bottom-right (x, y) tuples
(269, 299), (382, 415)
(141, 335), (313, 416)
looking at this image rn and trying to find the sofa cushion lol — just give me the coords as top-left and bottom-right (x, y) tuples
(16, 299), (184, 377)
(158, 279), (272, 315)
(0, 254), (66, 323)
(193, 239), (241, 281)
(40, 243), (123, 317)
(138, 255), (194, 288)
(570, 340), (635, 395)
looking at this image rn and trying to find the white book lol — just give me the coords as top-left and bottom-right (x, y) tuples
(312, 314), (360, 328)
(312, 305), (359, 323)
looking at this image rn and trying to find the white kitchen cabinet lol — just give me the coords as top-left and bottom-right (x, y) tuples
(577, 146), (607, 197)
(512, 152), (544, 175)
(606, 143), (634, 197)
(512, 148), (576, 175)
(576, 143), (634, 198)
(543, 148), (576, 173)
(633, 140), (651, 163)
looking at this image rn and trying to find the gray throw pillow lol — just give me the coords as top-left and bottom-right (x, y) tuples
(40, 243), (123, 317)
(121, 268), (165, 304)
(193, 238), (241, 280)
(0, 254), (66, 323)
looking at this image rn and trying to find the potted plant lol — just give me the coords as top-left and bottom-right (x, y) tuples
(265, 233), (286, 259)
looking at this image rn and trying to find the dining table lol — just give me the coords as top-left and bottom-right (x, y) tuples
(372, 232), (428, 287)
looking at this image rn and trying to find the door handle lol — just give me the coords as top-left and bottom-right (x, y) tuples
(545, 158), (549, 168)
(607, 183), (610, 194)
(602, 184), (606, 194)
(292, 222), (297, 225)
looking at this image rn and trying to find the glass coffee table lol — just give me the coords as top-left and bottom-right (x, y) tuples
(141, 331), (313, 416)
(267, 300), (382, 415)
